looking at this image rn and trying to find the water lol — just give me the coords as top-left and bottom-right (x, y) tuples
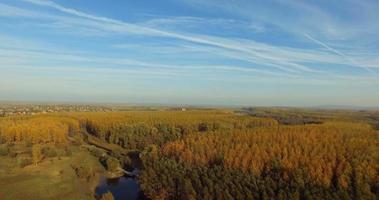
(95, 176), (141, 200)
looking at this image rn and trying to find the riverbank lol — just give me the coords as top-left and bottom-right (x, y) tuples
(95, 175), (141, 200)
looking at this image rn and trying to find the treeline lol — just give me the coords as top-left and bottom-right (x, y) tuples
(76, 111), (277, 151)
(0, 115), (79, 144)
(0, 110), (278, 147)
(139, 157), (378, 200)
(243, 107), (326, 125)
(162, 122), (377, 177)
(139, 121), (379, 200)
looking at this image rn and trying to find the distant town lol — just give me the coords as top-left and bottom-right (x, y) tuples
(0, 104), (116, 117)
(0, 103), (192, 117)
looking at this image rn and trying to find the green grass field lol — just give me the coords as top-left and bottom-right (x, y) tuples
(0, 150), (104, 200)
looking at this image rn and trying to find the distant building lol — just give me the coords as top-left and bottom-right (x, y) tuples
(169, 107), (187, 111)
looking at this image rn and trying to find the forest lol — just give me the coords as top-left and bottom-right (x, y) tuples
(0, 109), (378, 200)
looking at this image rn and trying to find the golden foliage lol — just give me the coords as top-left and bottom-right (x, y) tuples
(1, 110), (378, 191)
(32, 144), (43, 165)
(162, 122), (379, 188)
(0, 115), (79, 144)
(100, 191), (114, 200)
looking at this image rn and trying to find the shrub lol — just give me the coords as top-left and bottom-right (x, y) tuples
(32, 145), (43, 165)
(198, 122), (210, 132)
(121, 156), (133, 168)
(25, 140), (33, 147)
(71, 155), (100, 181)
(42, 145), (57, 157)
(106, 157), (121, 172)
(8, 151), (17, 158)
(372, 123), (379, 130)
(72, 162), (94, 181)
(17, 157), (32, 168)
(100, 192), (114, 200)
(0, 145), (8, 156)
(88, 146), (105, 157)
(56, 148), (67, 157)
(66, 148), (73, 156)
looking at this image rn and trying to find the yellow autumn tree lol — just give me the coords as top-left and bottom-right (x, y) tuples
(32, 144), (43, 165)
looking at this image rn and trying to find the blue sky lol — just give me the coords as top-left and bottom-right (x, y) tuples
(0, 0), (379, 106)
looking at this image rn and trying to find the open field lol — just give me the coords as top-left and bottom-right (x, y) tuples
(0, 148), (104, 200)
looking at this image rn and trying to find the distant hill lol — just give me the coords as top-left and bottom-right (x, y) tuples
(314, 105), (379, 110)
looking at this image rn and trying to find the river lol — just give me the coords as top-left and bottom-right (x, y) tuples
(95, 175), (141, 200)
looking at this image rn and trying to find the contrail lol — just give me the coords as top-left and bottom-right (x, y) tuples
(304, 33), (375, 73)
(22, 0), (314, 74)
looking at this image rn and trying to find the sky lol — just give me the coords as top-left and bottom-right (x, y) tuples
(0, 0), (379, 106)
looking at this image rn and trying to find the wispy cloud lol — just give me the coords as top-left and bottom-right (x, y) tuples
(0, 3), (42, 18)
(0, 44), (297, 79)
(304, 33), (375, 73)
(0, 0), (374, 77)
(140, 16), (265, 33)
(20, 0), (318, 74)
(178, 0), (379, 41)
(0, 0), (377, 105)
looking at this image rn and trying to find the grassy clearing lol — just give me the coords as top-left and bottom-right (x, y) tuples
(0, 149), (104, 200)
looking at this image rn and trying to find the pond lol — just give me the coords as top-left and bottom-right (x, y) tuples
(95, 175), (141, 200)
